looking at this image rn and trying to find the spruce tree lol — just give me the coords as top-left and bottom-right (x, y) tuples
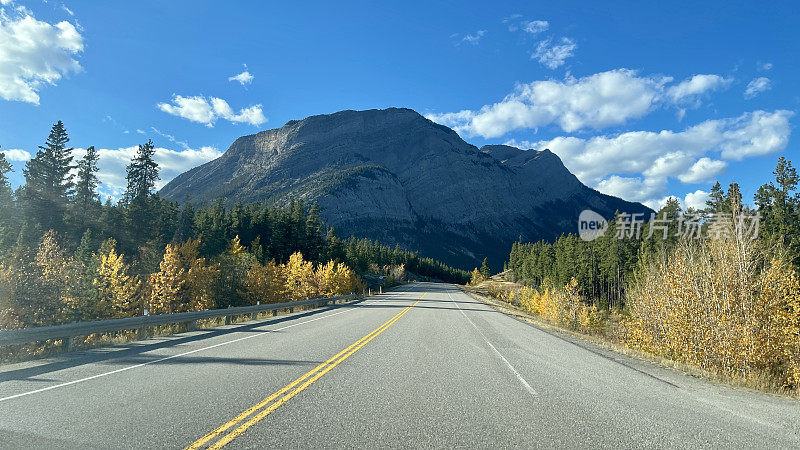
(75, 146), (100, 209)
(304, 203), (324, 261)
(0, 150), (14, 251)
(22, 121), (75, 232)
(124, 140), (159, 245)
(480, 257), (491, 278)
(705, 181), (725, 213)
(124, 140), (159, 204)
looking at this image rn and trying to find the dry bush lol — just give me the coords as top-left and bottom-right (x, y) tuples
(625, 227), (800, 389)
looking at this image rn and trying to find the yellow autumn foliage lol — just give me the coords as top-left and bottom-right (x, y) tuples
(242, 259), (288, 304)
(149, 239), (219, 314)
(513, 278), (604, 334)
(625, 224), (800, 387)
(242, 252), (363, 304)
(469, 268), (485, 286)
(95, 248), (141, 318)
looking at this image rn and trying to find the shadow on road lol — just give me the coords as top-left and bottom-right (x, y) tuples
(0, 284), (486, 383)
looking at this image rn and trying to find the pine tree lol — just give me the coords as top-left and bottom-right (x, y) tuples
(324, 227), (345, 262)
(0, 150), (12, 204)
(74, 146), (100, 208)
(124, 140), (160, 245)
(727, 182), (743, 215)
(706, 181), (725, 213)
(304, 204), (324, 261)
(124, 140), (159, 204)
(480, 257), (491, 278)
(173, 202), (196, 242)
(215, 235), (256, 307)
(0, 151), (15, 250)
(22, 121), (75, 231)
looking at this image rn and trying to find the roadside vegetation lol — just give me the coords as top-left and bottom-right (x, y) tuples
(473, 157), (800, 396)
(0, 121), (468, 339)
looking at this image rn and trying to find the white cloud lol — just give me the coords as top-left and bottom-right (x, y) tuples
(460, 30), (486, 44)
(532, 37), (576, 69)
(718, 109), (791, 160)
(522, 20), (548, 34)
(529, 110), (792, 205)
(158, 94), (267, 127)
(757, 61), (773, 71)
(0, 9), (84, 104)
(73, 145), (223, 199)
(683, 190), (711, 211)
(229, 70), (253, 85)
(666, 74), (731, 104)
(1, 148), (31, 161)
(428, 69), (741, 138)
(428, 69), (670, 137)
(744, 77), (771, 99)
(677, 157), (727, 183)
(61, 4), (74, 16)
(596, 175), (665, 205)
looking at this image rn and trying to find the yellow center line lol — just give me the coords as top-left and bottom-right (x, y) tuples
(187, 290), (425, 449)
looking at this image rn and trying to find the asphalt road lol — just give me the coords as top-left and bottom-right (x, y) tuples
(1, 282), (799, 449)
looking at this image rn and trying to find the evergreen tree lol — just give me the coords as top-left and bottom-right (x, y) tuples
(304, 204), (324, 261)
(727, 182), (743, 215)
(22, 121), (75, 231)
(173, 202), (196, 243)
(0, 150), (12, 203)
(69, 146), (101, 237)
(124, 140), (160, 246)
(0, 151), (15, 250)
(706, 181), (726, 213)
(124, 140), (159, 204)
(74, 146), (100, 209)
(480, 257), (491, 278)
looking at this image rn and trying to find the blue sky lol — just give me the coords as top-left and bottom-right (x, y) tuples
(0, 0), (797, 208)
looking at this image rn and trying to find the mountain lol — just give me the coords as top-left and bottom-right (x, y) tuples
(160, 108), (651, 270)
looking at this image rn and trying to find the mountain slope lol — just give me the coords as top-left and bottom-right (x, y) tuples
(161, 108), (651, 270)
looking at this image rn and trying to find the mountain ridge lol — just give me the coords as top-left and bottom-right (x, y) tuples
(161, 107), (651, 270)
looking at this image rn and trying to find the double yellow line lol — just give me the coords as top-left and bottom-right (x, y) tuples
(187, 290), (425, 449)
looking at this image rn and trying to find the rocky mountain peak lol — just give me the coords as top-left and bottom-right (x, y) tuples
(161, 108), (651, 269)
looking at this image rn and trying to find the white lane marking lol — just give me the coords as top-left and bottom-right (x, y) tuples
(0, 289), (420, 403)
(448, 289), (537, 396)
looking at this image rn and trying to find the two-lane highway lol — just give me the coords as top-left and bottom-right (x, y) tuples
(1, 282), (799, 448)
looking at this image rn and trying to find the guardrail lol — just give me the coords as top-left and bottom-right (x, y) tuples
(0, 294), (357, 349)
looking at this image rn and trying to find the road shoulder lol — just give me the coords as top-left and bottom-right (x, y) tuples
(460, 284), (800, 403)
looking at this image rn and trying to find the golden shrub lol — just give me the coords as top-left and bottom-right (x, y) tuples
(625, 228), (800, 387)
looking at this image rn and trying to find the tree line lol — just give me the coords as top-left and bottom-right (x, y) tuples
(508, 157), (800, 309)
(0, 121), (467, 330)
(503, 157), (800, 389)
